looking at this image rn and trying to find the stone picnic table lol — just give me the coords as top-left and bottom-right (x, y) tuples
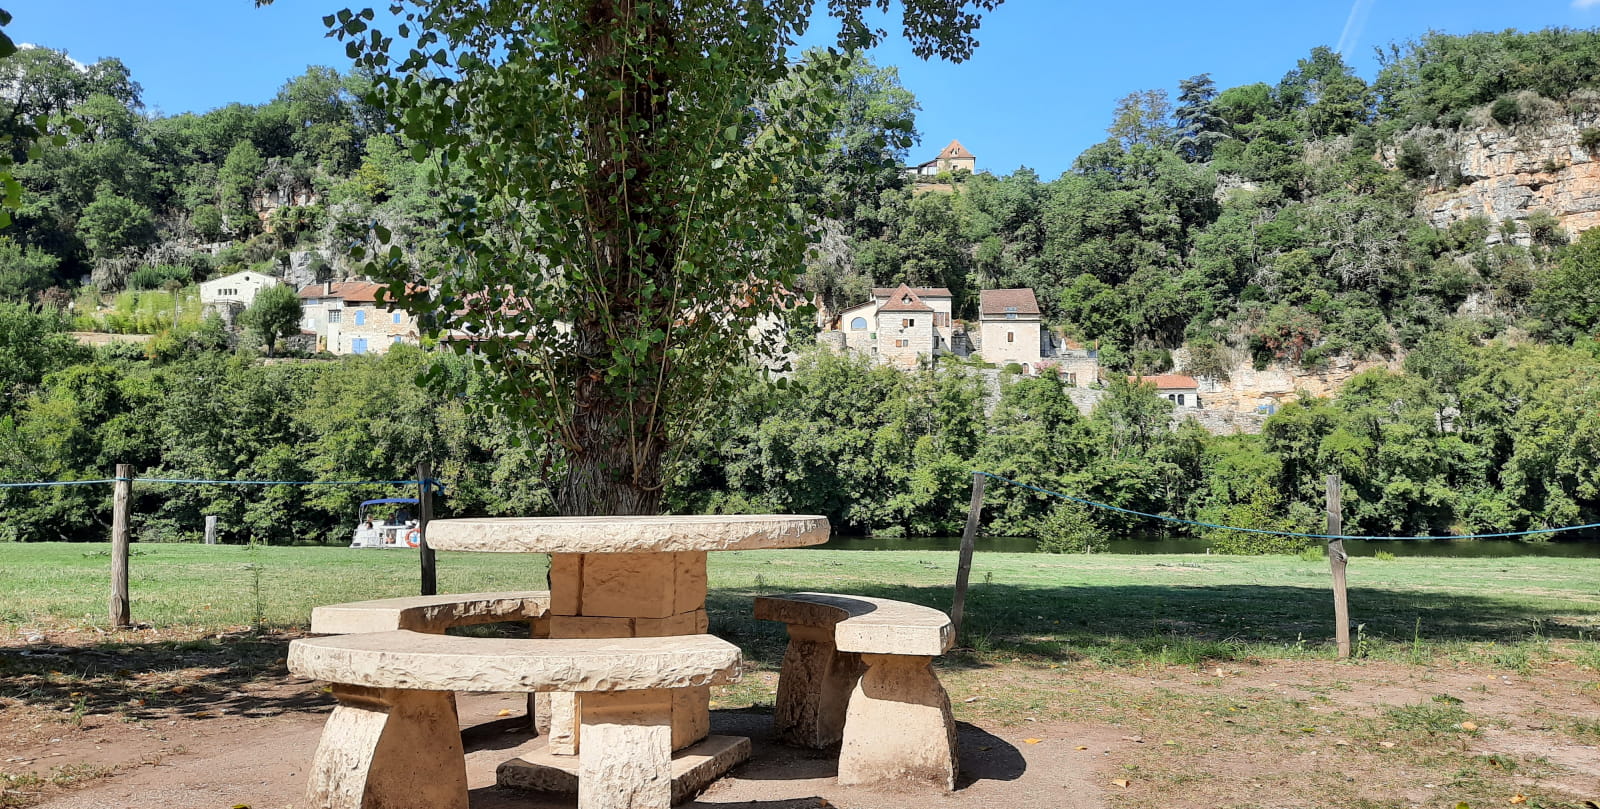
(425, 514), (830, 795)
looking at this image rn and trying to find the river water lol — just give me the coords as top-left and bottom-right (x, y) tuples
(819, 534), (1600, 558)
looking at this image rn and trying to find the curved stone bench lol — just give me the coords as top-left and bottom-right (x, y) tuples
(754, 593), (956, 790)
(310, 590), (555, 735)
(289, 630), (742, 809)
(309, 590), (552, 635)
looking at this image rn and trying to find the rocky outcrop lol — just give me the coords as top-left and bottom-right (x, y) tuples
(1197, 354), (1403, 415)
(1386, 101), (1600, 242)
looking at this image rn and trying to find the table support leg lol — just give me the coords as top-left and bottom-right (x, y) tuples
(578, 690), (673, 809)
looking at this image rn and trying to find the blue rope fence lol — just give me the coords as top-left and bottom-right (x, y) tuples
(976, 471), (1600, 542)
(0, 477), (446, 494)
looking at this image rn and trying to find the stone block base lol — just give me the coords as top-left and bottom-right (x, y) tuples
(497, 734), (751, 805)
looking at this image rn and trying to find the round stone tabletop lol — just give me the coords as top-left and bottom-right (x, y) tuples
(425, 514), (831, 554)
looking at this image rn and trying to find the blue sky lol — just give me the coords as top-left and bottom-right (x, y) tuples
(6, 1), (1599, 177)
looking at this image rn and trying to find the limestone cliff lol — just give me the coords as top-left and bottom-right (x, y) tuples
(1386, 98), (1600, 242)
(1194, 355), (1403, 416)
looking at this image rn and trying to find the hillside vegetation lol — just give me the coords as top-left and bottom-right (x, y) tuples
(3, 30), (1600, 546)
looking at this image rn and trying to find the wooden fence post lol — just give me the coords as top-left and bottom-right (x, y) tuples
(203, 515), (218, 545)
(950, 472), (985, 643)
(110, 464), (132, 629)
(417, 461), (436, 596)
(1326, 474), (1351, 659)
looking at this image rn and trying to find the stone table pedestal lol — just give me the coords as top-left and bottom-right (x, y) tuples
(427, 514), (829, 801)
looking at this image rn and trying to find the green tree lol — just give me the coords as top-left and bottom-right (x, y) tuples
(76, 189), (157, 262)
(217, 139), (262, 233)
(0, 236), (58, 300)
(1535, 227), (1600, 340)
(329, 0), (1000, 516)
(238, 283), (301, 357)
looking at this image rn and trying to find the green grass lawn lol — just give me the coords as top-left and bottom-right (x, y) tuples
(3, 542), (1598, 668)
(4, 543), (1600, 809)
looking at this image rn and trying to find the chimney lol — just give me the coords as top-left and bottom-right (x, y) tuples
(325, 281), (334, 296)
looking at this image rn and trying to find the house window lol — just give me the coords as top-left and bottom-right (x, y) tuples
(327, 309), (342, 323)
(393, 312), (402, 325)
(1007, 331), (1014, 343)
(850, 317), (867, 330)
(895, 339), (909, 348)
(902, 318), (915, 328)
(392, 335), (404, 344)
(354, 310), (366, 326)
(351, 338), (368, 355)
(1177, 394), (1186, 406)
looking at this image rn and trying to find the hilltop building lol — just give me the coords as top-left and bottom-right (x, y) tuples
(906, 139), (976, 179)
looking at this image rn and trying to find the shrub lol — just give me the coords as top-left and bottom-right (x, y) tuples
(1034, 502), (1109, 554)
(1490, 95), (1521, 126)
(1525, 210), (1567, 247)
(1582, 127), (1600, 154)
(126, 264), (193, 291)
(1396, 138), (1430, 180)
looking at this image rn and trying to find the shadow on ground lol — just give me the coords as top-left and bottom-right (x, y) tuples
(6, 576), (1592, 725)
(0, 629), (322, 721)
(711, 580), (1599, 668)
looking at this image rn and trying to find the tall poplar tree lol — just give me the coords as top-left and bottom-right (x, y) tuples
(317, 0), (1000, 515)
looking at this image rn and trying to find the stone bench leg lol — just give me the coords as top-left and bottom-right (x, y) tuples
(528, 614), (551, 734)
(772, 624), (864, 748)
(306, 685), (468, 809)
(577, 690), (674, 809)
(837, 654), (957, 791)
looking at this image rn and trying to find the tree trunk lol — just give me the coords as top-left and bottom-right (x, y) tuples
(551, 0), (676, 518)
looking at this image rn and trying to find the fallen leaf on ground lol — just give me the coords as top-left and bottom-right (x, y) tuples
(963, 696), (979, 703)
(496, 709), (513, 717)
(1509, 796), (1526, 805)
(1075, 746), (1088, 750)
(1111, 779), (1130, 788)
(1023, 738), (1042, 745)
(1460, 721), (1478, 731)
(1380, 741), (1396, 748)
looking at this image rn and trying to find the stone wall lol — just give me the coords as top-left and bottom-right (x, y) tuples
(875, 313), (933, 369)
(977, 319), (1042, 367)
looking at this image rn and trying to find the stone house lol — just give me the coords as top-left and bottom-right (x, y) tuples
(199, 270), (280, 326)
(1135, 374), (1202, 409)
(1047, 339), (1101, 387)
(906, 139), (976, 179)
(977, 288), (1043, 371)
(834, 285), (956, 364)
(297, 281), (419, 355)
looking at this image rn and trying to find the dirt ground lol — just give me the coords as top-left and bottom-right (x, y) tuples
(3, 631), (1598, 809)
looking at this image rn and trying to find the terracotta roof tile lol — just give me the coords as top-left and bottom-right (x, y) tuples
(979, 288), (1040, 317)
(877, 284), (934, 313)
(1132, 374), (1199, 390)
(872, 287), (952, 299)
(298, 281), (384, 303)
(938, 139), (974, 160)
